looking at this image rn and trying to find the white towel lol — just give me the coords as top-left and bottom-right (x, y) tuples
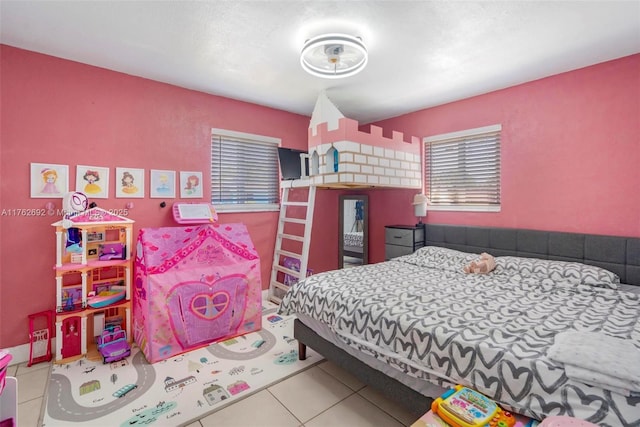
(564, 365), (640, 396)
(547, 331), (640, 394)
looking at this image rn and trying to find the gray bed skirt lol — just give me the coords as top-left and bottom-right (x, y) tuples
(294, 318), (432, 419)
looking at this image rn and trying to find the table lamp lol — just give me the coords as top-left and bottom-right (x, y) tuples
(412, 193), (428, 226)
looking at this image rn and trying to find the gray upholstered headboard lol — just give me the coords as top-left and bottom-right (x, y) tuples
(424, 224), (640, 286)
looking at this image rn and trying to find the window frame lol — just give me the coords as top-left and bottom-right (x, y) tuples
(423, 124), (502, 212)
(211, 128), (281, 213)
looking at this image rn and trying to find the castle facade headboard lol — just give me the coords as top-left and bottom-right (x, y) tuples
(424, 224), (640, 286)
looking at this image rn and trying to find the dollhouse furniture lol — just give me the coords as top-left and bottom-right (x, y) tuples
(51, 207), (134, 364)
(96, 326), (131, 364)
(133, 223), (262, 363)
(27, 310), (53, 366)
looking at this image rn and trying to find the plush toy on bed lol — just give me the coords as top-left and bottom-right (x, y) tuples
(463, 252), (496, 274)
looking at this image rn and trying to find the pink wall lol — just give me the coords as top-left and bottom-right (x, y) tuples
(372, 54), (640, 238)
(1, 45), (638, 349)
(0, 45), (315, 348)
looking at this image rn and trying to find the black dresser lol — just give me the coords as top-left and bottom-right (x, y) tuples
(384, 224), (425, 260)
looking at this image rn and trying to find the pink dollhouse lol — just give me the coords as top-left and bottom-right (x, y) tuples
(51, 207), (134, 364)
(133, 223), (262, 363)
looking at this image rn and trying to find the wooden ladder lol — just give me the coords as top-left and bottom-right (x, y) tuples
(268, 185), (316, 304)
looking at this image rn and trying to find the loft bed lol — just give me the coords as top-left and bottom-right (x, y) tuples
(303, 92), (422, 189)
(280, 224), (640, 425)
(273, 100), (420, 297)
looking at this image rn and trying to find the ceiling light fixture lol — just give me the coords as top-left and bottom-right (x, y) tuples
(300, 33), (368, 79)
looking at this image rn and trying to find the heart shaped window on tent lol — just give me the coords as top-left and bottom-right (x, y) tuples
(191, 292), (230, 320)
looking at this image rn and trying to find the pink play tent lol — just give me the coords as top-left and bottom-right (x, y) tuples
(133, 223), (262, 363)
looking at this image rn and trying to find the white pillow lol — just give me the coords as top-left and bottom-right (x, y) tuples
(396, 246), (478, 272)
(495, 256), (619, 289)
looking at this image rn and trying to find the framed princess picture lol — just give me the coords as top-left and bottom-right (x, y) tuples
(76, 165), (109, 199)
(150, 169), (176, 198)
(179, 171), (203, 198)
(115, 167), (145, 198)
(30, 163), (69, 198)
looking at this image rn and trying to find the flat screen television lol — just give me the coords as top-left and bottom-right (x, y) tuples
(277, 147), (309, 180)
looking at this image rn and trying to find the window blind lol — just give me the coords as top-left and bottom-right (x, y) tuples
(211, 134), (279, 207)
(424, 125), (501, 208)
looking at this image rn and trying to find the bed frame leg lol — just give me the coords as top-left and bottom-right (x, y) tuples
(298, 342), (307, 360)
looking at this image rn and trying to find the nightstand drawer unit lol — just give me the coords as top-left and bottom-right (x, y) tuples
(385, 225), (425, 260)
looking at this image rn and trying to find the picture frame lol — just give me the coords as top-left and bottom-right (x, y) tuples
(179, 171), (203, 198)
(30, 163), (69, 198)
(87, 231), (105, 242)
(150, 169), (176, 198)
(115, 167), (145, 198)
(98, 242), (125, 261)
(76, 165), (109, 199)
(61, 285), (83, 312)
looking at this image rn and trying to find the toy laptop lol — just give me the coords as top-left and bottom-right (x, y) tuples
(431, 385), (516, 427)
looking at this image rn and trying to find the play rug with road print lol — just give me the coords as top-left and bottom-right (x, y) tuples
(43, 302), (321, 426)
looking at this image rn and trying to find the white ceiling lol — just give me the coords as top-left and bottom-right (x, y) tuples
(1, 1), (639, 124)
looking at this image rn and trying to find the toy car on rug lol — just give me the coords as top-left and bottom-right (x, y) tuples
(96, 326), (131, 364)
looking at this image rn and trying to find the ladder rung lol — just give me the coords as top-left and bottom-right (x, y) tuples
(279, 233), (304, 242)
(270, 186), (315, 306)
(276, 249), (302, 259)
(281, 217), (307, 224)
(270, 280), (290, 291)
(269, 295), (283, 304)
(274, 265), (304, 278)
(282, 201), (308, 207)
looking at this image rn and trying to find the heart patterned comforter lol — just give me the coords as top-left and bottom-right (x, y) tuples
(279, 247), (640, 426)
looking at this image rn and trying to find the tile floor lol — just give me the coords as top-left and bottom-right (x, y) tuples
(8, 357), (419, 427)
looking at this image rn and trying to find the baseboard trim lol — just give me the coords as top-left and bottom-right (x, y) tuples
(5, 339), (56, 366)
(5, 342), (31, 366)
(7, 292), (275, 366)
